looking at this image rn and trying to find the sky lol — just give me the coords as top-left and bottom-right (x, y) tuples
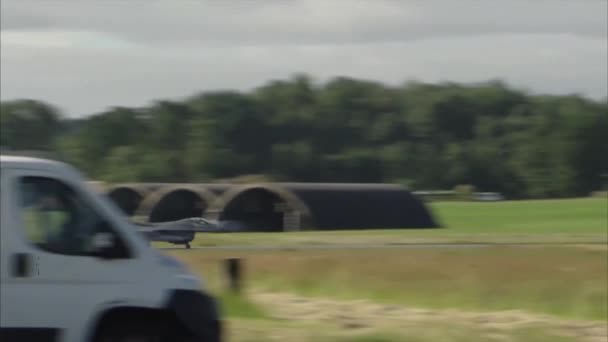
(1, 0), (607, 118)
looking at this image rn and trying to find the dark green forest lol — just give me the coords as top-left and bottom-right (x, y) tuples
(1, 75), (607, 199)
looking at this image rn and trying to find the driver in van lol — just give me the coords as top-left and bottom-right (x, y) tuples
(21, 183), (85, 254)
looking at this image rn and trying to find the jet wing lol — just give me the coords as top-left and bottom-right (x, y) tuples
(150, 218), (244, 233)
(135, 225), (194, 244)
(133, 217), (237, 246)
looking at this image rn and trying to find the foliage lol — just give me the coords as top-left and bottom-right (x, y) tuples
(1, 75), (607, 199)
(218, 292), (270, 319)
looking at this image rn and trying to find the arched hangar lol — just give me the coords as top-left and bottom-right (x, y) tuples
(105, 182), (440, 231)
(106, 183), (155, 217)
(209, 183), (440, 231)
(134, 184), (226, 223)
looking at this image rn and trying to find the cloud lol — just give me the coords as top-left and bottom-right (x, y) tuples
(0, 30), (135, 49)
(1, 0), (606, 117)
(2, 31), (605, 117)
(1, 0), (606, 45)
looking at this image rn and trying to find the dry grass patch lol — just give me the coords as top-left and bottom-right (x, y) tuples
(250, 292), (607, 342)
(172, 246), (607, 321)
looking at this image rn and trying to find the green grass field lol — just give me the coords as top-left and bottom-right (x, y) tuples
(165, 198), (607, 341)
(430, 197), (606, 233)
(174, 198), (607, 247)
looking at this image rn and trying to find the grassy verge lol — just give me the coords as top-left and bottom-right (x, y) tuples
(172, 246), (607, 321)
(166, 198), (607, 248)
(217, 291), (270, 320)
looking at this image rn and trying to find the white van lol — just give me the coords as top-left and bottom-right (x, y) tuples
(0, 156), (222, 342)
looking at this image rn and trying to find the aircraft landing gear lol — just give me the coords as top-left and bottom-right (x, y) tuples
(185, 243), (191, 249)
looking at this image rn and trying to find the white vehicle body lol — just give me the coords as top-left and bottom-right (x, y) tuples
(0, 156), (221, 342)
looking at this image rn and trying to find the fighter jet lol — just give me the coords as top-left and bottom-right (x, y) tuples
(135, 217), (242, 248)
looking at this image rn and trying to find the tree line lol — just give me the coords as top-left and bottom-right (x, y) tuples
(1, 74), (607, 199)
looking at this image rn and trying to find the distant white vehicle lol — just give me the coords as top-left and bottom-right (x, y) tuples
(0, 155), (222, 342)
(473, 192), (505, 201)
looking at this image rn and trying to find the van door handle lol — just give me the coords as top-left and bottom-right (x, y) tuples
(11, 253), (32, 277)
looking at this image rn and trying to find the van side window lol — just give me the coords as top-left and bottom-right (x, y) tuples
(17, 176), (131, 258)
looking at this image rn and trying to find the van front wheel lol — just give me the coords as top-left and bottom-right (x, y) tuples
(96, 330), (162, 342)
(92, 310), (170, 342)
(95, 323), (164, 342)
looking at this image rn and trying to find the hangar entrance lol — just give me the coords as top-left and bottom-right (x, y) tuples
(219, 188), (301, 232)
(148, 189), (208, 223)
(107, 187), (144, 216)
